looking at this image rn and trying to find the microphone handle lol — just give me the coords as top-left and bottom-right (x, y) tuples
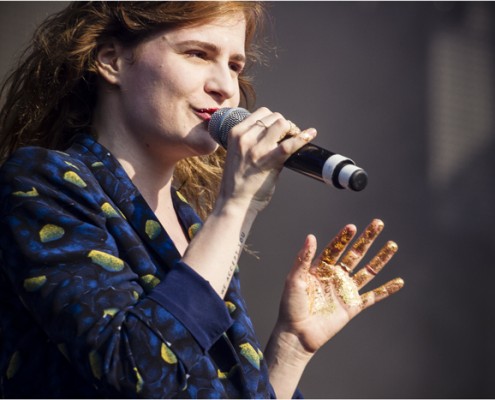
(207, 107), (368, 191)
(284, 143), (368, 191)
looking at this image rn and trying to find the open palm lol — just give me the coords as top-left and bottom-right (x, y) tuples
(277, 219), (404, 354)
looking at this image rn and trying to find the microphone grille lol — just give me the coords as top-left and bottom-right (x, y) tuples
(208, 107), (250, 148)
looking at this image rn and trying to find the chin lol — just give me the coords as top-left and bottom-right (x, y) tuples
(199, 140), (220, 156)
(182, 139), (218, 159)
(188, 125), (220, 156)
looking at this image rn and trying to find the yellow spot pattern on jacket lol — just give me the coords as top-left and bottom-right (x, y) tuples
(13, 187), (39, 197)
(217, 369), (228, 379)
(103, 308), (119, 318)
(39, 224), (65, 243)
(176, 191), (188, 203)
(64, 161), (80, 170)
(101, 202), (120, 218)
(133, 367), (144, 393)
(225, 301), (236, 314)
(145, 220), (161, 240)
(89, 350), (102, 380)
(88, 250), (124, 272)
(6, 351), (21, 379)
(187, 223), (201, 239)
(239, 342), (261, 370)
(140, 274), (160, 290)
(161, 343), (177, 364)
(23, 275), (47, 292)
(63, 171), (87, 188)
(57, 343), (70, 361)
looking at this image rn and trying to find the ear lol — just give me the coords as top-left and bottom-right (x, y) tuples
(96, 40), (124, 86)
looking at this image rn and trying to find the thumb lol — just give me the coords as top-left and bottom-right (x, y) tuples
(292, 234), (317, 273)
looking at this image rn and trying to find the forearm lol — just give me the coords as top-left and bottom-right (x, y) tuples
(265, 325), (314, 399)
(182, 197), (258, 298)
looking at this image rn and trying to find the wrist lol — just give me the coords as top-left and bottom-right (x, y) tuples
(273, 323), (315, 362)
(265, 324), (314, 373)
(265, 324), (313, 399)
(213, 194), (259, 220)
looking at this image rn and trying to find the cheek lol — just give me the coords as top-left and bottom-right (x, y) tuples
(122, 52), (170, 93)
(139, 63), (195, 107)
(230, 82), (242, 107)
(233, 91), (242, 107)
(122, 65), (174, 114)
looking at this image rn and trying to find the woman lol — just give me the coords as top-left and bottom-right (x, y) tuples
(0, 2), (404, 398)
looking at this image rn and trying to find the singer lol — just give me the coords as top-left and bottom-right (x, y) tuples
(0, 2), (403, 398)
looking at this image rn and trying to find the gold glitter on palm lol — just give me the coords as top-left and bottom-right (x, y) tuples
(308, 261), (361, 315)
(305, 219), (403, 316)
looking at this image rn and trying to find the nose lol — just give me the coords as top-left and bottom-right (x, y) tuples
(204, 62), (238, 102)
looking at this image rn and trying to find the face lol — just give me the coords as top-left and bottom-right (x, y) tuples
(114, 13), (246, 162)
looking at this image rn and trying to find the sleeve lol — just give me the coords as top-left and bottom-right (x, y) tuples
(0, 148), (232, 398)
(148, 261), (233, 352)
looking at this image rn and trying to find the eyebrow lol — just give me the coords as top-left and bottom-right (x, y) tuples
(175, 40), (246, 63)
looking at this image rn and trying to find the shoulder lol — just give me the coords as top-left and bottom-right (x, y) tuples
(1, 146), (89, 180)
(0, 146), (100, 208)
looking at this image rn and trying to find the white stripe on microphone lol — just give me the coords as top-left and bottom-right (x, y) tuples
(322, 154), (355, 187)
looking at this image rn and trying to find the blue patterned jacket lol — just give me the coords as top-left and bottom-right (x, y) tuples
(0, 134), (289, 398)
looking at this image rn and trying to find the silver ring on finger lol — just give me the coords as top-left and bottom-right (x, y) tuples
(255, 119), (268, 129)
(287, 120), (300, 136)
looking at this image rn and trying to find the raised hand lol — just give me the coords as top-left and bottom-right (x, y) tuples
(217, 107), (315, 212)
(276, 219), (404, 354)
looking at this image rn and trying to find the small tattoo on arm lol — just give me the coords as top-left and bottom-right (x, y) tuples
(221, 232), (246, 297)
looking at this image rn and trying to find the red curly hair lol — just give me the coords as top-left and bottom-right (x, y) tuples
(0, 1), (268, 219)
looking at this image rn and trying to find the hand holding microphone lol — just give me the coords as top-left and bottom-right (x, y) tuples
(208, 107), (368, 191)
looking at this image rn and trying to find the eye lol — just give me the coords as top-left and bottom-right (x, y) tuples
(229, 62), (244, 75)
(186, 50), (207, 60)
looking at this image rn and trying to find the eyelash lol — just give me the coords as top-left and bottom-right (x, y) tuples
(229, 62), (244, 75)
(186, 50), (244, 75)
(186, 50), (207, 59)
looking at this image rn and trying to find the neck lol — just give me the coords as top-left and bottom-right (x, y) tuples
(96, 130), (189, 255)
(93, 115), (177, 213)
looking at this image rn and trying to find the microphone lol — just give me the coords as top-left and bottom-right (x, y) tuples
(208, 107), (368, 191)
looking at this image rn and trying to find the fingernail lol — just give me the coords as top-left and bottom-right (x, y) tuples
(300, 128), (317, 142)
(388, 277), (405, 293)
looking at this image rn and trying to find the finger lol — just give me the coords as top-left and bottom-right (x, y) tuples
(339, 219), (384, 272)
(284, 120), (301, 139)
(275, 119), (306, 142)
(294, 234), (317, 273)
(243, 109), (318, 163)
(276, 127), (317, 158)
(261, 114), (293, 144)
(244, 108), (290, 139)
(233, 107), (272, 130)
(353, 241), (398, 289)
(253, 112), (287, 132)
(318, 224), (357, 267)
(247, 112), (298, 158)
(360, 277), (404, 311)
(229, 107), (273, 139)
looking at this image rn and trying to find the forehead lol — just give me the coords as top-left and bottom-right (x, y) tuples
(163, 13), (247, 50)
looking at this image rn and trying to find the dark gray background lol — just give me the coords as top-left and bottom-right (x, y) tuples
(1, 2), (494, 398)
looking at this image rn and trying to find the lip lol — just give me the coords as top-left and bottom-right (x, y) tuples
(194, 107), (219, 121)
